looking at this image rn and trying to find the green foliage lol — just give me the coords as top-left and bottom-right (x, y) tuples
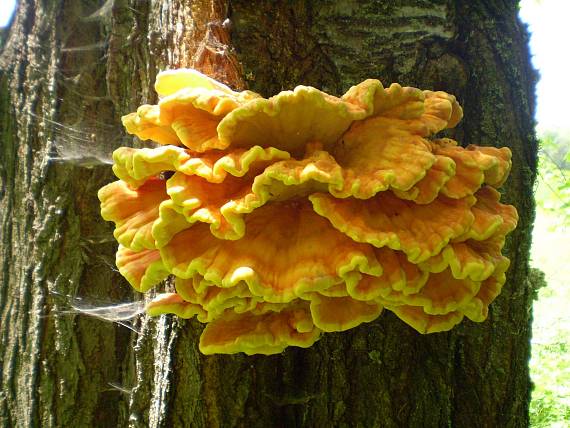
(535, 132), (570, 227)
(530, 135), (570, 427)
(530, 338), (570, 427)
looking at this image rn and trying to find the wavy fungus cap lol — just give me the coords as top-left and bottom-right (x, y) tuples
(98, 69), (517, 355)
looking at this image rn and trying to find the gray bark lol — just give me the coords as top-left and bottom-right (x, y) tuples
(0, 1), (538, 427)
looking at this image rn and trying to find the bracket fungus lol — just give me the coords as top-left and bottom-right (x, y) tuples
(99, 69), (518, 355)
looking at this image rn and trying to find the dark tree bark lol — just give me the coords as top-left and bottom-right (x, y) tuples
(0, 1), (538, 427)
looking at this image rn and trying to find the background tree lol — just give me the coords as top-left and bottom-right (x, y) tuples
(0, 1), (538, 427)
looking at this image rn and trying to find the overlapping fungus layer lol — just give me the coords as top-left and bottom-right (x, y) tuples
(99, 69), (518, 355)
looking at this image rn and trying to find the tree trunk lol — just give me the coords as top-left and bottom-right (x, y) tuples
(0, 1), (538, 427)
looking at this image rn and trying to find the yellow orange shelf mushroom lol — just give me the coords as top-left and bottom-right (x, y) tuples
(98, 69), (518, 355)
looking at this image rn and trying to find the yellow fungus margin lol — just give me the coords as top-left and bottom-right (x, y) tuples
(99, 69), (517, 355)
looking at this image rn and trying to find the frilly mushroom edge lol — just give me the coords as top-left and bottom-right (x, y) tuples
(98, 69), (517, 355)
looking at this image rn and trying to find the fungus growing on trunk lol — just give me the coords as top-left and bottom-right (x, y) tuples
(98, 69), (517, 355)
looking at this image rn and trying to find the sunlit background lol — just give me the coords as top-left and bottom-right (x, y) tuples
(0, 0), (16, 28)
(520, 0), (570, 135)
(520, 1), (570, 427)
(1, 0), (569, 426)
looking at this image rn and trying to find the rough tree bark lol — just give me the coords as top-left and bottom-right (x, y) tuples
(0, 1), (538, 427)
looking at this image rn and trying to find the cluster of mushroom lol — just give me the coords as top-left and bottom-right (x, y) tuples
(98, 69), (517, 355)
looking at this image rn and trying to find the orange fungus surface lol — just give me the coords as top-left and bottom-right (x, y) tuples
(98, 69), (517, 355)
